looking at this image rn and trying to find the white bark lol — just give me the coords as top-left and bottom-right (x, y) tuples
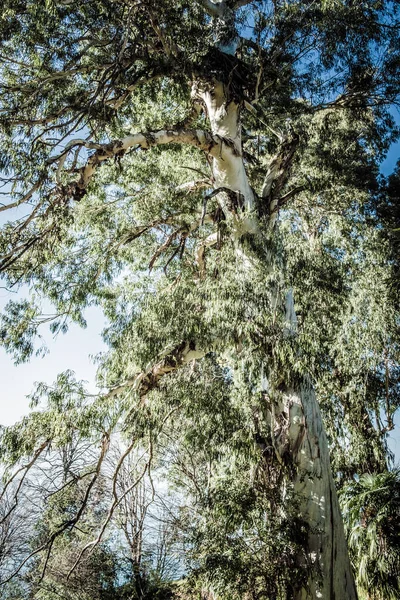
(196, 76), (357, 598)
(53, 128), (226, 192)
(284, 287), (298, 335)
(198, 0), (225, 18)
(258, 289), (358, 599)
(193, 80), (258, 235)
(195, 81), (253, 203)
(259, 371), (357, 599)
(282, 381), (357, 599)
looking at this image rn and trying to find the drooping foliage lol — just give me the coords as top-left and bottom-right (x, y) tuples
(0, 1), (400, 598)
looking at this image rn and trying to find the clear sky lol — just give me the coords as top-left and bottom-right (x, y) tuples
(0, 301), (105, 425)
(379, 131), (400, 463)
(381, 139), (400, 175)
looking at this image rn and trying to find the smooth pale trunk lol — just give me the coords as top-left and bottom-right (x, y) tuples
(278, 381), (357, 599)
(201, 81), (358, 599)
(195, 81), (258, 236)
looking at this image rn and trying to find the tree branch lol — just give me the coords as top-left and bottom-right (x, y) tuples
(0, 434), (110, 585)
(261, 132), (300, 224)
(66, 440), (154, 579)
(54, 129), (224, 201)
(105, 342), (207, 402)
(277, 185), (306, 209)
(0, 181), (41, 214)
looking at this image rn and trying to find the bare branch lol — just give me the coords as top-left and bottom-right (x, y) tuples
(148, 228), (184, 271)
(0, 434), (110, 585)
(0, 128), (226, 275)
(244, 101), (283, 141)
(66, 443), (150, 579)
(0, 181), (42, 214)
(0, 440), (50, 525)
(178, 165), (211, 179)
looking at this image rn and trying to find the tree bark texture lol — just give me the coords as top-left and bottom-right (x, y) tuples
(280, 381), (357, 599)
(199, 77), (358, 599)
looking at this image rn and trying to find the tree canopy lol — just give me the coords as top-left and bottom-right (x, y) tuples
(0, 1), (400, 599)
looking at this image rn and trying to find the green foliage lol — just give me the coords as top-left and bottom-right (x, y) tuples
(0, 0), (399, 598)
(340, 469), (400, 600)
(0, 299), (46, 363)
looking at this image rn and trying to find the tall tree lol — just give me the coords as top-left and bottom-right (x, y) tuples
(0, 1), (399, 598)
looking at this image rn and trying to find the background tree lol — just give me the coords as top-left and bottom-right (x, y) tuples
(0, 412), (180, 600)
(340, 469), (400, 600)
(0, 0), (400, 598)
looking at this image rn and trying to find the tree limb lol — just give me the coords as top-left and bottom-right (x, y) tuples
(105, 342), (207, 402)
(277, 185), (306, 209)
(54, 129), (225, 201)
(261, 132), (300, 224)
(0, 181), (41, 214)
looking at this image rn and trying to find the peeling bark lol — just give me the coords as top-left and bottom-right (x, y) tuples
(279, 381), (358, 600)
(198, 74), (358, 597)
(193, 79), (257, 235)
(257, 291), (358, 599)
(94, 63), (357, 599)
(53, 128), (229, 200)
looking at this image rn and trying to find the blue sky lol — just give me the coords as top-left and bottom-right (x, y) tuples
(379, 125), (400, 462)
(0, 302), (105, 425)
(381, 140), (400, 175)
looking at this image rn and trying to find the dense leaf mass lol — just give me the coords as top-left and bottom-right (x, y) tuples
(0, 1), (399, 599)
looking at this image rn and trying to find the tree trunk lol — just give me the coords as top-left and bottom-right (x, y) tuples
(278, 380), (358, 599)
(196, 76), (358, 599)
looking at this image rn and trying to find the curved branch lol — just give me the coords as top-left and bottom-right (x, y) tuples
(55, 129), (225, 200)
(105, 341), (207, 402)
(0, 181), (42, 214)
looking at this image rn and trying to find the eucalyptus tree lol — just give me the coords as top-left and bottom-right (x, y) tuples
(0, 1), (399, 598)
